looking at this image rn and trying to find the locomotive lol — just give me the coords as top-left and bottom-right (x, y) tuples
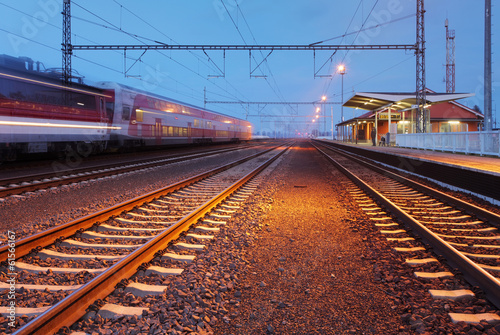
(0, 55), (252, 161)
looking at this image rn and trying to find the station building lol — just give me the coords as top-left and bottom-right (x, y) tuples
(336, 90), (483, 145)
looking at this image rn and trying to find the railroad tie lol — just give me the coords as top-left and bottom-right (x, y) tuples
(428, 289), (475, 301)
(36, 248), (125, 261)
(97, 223), (165, 233)
(414, 271), (454, 279)
(448, 313), (500, 325)
(174, 242), (205, 251)
(0, 306), (50, 317)
(393, 247), (426, 252)
(60, 239), (139, 249)
(161, 252), (196, 263)
(14, 262), (106, 274)
(80, 231), (153, 241)
(405, 258), (439, 265)
(144, 266), (184, 276)
(194, 226), (220, 233)
(97, 303), (149, 319)
(202, 219), (227, 225)
(124, 282), (169, 297)
(0, 282), (82, 292)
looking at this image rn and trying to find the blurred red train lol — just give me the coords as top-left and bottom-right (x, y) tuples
(0, 55), (252, 161)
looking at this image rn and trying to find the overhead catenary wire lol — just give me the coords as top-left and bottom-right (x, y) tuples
(323, 0), (382, 101)
(71, 1), (250, 117)
(222, 0), (297, 120)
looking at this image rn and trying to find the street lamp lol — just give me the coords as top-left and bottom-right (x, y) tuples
(321, 95), (327, 137)
(338, 65), (346, 141)
(338, 65), (346, 121)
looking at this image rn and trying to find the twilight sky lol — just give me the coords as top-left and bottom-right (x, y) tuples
(0, 0), (498, 135)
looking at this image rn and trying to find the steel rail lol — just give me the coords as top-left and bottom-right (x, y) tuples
(313, 142), (500, 309)
(0, 145), (256, 198)
(315, 140), (500, 227)
(0, 143), (283, 262)
(14, 143), (292, 335)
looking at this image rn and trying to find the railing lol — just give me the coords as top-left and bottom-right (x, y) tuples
(396, 131), (500, 157)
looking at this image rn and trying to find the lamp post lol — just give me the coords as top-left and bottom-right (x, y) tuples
(338, 65), (346, 141)
(321, 95), (327, 137)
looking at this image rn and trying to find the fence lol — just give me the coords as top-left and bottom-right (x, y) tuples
(395, 131), (500, 157)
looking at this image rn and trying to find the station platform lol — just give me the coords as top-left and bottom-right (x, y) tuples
(319, 140), (500, 176)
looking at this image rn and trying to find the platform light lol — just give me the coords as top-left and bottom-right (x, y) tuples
(321, 95), (327, 101)
(316, 107), (320, 113)
(448, 121), (460, 124)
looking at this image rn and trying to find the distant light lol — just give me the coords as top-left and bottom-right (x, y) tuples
(338, 65), (346, 74)
(321, 95), (327, 101)
(77, 102), (85, 106)
(315, 115), (319, 118)
(316, 107), (320, 112)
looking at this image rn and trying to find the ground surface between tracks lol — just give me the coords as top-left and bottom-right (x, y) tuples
(213, 142), (405, 334)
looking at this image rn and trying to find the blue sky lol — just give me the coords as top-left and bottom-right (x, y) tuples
(0, 0), (498, 135)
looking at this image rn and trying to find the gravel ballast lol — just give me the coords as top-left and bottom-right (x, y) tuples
(2, 141), (500, 334)
(213, 142), (407, 334)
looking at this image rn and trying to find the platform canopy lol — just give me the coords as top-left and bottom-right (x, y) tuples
(343, 92), (474, 111)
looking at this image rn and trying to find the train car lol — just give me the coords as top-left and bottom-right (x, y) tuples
(0, 55), (113, 161)
(96, 82), (252, 149)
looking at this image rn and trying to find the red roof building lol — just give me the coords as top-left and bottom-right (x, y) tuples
(337, 90), (482, 144)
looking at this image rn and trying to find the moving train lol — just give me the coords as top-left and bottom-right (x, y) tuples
(0, 55), (252, 161)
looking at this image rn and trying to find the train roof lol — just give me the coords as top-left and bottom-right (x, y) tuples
(96, 81), (249, 123)
(0, 57), (106, 96)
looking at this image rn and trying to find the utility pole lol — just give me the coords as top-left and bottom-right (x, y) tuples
(62, 0), (71, 85)
(445, 19), (455, 93)
(485, 0), (492, 131)
(415, 0), (427, 133)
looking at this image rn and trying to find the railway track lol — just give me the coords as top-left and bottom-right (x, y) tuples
(0, 142), (291, 334)
(0, 144), (259, 199)
(313, 141), (500, 324)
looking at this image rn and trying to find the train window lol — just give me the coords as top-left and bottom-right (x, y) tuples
(135, 108), (143, 122)
(168, 126), (173, 136)
(122, 106), (130, 121)
(194, 119), (200, 128)
(173, 127), (179, 136)
(206, 121), (212, 129)
(182, 128), (188, 137)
